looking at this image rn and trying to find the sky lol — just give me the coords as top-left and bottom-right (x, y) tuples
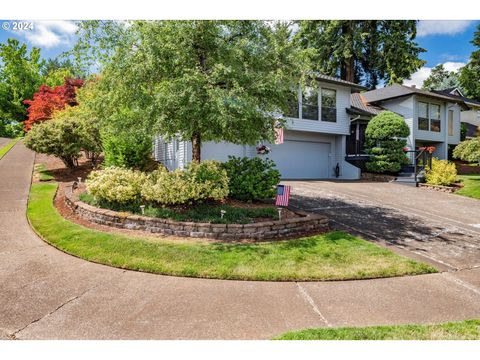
(0, 20), (478, 88)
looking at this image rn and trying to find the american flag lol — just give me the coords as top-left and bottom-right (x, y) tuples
(275, 185), (291, 207)
(274, 127), (284, 144)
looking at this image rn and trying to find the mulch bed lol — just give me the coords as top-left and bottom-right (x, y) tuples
(453, 160), (480, 175)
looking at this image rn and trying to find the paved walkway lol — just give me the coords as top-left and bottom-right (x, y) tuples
(1, 144), (479, 339)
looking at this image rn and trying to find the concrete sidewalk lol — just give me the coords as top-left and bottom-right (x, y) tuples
(1, 143), (479, 339)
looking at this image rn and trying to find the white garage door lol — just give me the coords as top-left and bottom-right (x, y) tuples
(267, 140), (330, 179)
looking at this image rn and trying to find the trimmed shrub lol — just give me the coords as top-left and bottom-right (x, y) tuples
(222, 156), (280, 201)
(141, 160), (229, 205)
(425, 158), (457, 186)
(24, 117), (85, 168)
(86, 166), (147, 204)
(453, 137), (480, 165)
(365, 111), (410, 173)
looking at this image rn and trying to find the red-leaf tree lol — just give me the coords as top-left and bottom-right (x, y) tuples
(23, 78), (84, 131)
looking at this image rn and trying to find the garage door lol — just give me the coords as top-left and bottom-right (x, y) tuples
(267, 140), (330, 179)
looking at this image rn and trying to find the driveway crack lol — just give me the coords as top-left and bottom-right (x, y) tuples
(295, 282), (331, 327)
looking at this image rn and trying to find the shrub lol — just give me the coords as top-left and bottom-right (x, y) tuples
(222, 156), (280, 201)
(453, 137), (480, 165)
(24, 117), (85, 168)
(86, 166), (147, 204)
(425, 158), (457, 186)
(142, 160), (229, 205)
(365, 111), (410, 173)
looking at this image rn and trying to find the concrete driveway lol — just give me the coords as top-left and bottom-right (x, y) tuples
(1, 143), (479, 340)
(285, 180), (480, 271)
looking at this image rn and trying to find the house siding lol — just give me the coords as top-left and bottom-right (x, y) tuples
(377, 96), (415, 150)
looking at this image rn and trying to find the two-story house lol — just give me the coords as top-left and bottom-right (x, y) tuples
(154, 74), (365, 180)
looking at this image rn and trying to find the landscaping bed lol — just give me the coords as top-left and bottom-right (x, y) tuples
(28, 182), (437, 281)
(274, 319), (480, 340)
(418, 182), (464, 193)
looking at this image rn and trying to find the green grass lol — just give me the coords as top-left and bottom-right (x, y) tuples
(0, 137), (21, 160)
(456, 175), (480, 200)
(274, 319), (480, 340)
(27, 182), (437, 281)
(34, 163), (54, 181)
(79, 191), (278, 224)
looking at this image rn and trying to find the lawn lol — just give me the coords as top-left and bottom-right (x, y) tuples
(274, 319), (480, 340)
(0, 137), (21, 160)
(34, 163), (55, 181)
(79, 191), (278, 224)
(456, 175), (480, 200)
(27, 182), (436, 281)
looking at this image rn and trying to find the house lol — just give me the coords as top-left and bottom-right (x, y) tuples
(154, 74), (366, 180)
(153, 77), (469, 180)
(432, 88), (480, 139)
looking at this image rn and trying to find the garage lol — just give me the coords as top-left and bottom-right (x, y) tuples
(267, 140), (331, 179)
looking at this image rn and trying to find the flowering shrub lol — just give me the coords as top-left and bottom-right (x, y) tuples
(86, 167), (147, 204)
(425, 158), (457, 186)
(141, 160), (229, 205)
(222, 156), (280, 201)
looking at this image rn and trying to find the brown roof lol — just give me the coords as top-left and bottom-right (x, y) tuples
(350, 93), (385, 116)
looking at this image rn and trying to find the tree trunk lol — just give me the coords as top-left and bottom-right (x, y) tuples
(340, 22), (355, 83)
(191, 132), (201, 162)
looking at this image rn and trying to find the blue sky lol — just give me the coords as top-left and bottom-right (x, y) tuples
(0, 20), (478, 87)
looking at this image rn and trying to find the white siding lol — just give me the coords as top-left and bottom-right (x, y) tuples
(414, 96), (445, 143)
(447, 103), (461, 145)
(285, 82), (352, 135)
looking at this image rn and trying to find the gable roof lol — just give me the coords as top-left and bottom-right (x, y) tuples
(432, 89), (480, 109)
(349, 93), (385, 116)
(316, 74), (366, 91)
(361, 84), (468, 107)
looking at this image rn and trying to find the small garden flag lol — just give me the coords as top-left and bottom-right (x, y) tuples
(274, 127), (284, 144)
(275, 185), (291, 207)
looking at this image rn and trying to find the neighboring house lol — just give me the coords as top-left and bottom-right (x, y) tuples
(432, 88), (480, 139)
(153, 77), (470, 180)
(154, 75), (366, 180)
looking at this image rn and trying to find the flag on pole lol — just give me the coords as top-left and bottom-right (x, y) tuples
(275, 185), (291, 207)
(274, 127), (284, 144)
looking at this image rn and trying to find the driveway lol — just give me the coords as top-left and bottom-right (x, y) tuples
(0, 137), (10, 149)
(285, 180), (480, 271)
(0, 143), (479, 339)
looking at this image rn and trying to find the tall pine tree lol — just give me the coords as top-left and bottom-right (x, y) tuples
(460, 24), (480, 101)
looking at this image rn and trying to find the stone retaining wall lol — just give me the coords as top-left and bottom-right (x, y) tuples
(64, 183), (329, 241)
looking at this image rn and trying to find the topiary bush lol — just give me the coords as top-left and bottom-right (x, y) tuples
(425, 158), (457, 186)
(86, 166), (147, 204)
(365, 111), (410, 173)
(453, 137), (480, 165)
(141, 161), (229, 205)
(222, 156), (280, 201)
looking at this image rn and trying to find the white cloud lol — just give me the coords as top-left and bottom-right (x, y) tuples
(417, 20), (474, 37)
(22, 20), (78, 48)
(403, 61), (466, 88)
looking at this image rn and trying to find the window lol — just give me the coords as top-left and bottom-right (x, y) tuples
(321, 88), (336, 122)
(301, 87), (318, 120)
(430, 104), (441, 132)
(448, 110), (454, 136)
(418, 102), (429, 131)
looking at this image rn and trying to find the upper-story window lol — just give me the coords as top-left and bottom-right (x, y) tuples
(418, 101), (441, 132)
(301, 87), (319, 120)
(321, 88), (337, 122)
(285, 85), (337, 122)
(448, 110), (454, 136)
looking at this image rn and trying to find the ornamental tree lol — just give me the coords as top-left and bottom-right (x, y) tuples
(453, 137), (480, 165)
(365, 111), (410, 173)
(23, 78), (84, 131)
(73, 20), (311, 163)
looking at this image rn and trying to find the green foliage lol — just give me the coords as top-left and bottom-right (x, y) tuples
(453, 137), (480, 165)
(0, 119), (23, 138)
(460, 122), (468, 141)
(0, 38), (44, 121)
(424, 158), (458, 186)
(365, 111), (410, 173)
(459, 24), (480, 100)
(29, 183), (437, 281)
(222, 156), (281, 201)
(71, 21), (310, 161)
(422, 64), (462, 91)
(295, 20), (426, 88)
(141, 160), (229, 205)
(86, 167), (147, 204)
(23, 117), (86, 168)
